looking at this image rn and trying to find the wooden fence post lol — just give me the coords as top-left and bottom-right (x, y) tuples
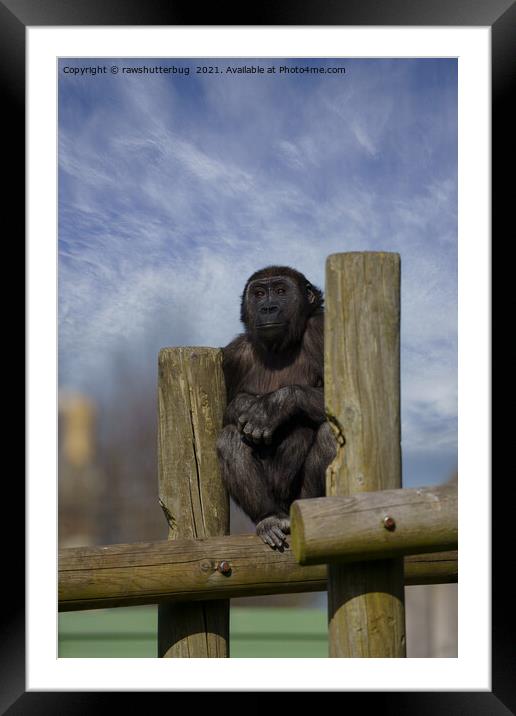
(325, 252), (406, 657)
(157, 347), (229, 657)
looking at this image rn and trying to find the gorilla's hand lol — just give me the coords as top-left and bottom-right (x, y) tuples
(224, 393), (261, 426)
(237, 387), (295, 444)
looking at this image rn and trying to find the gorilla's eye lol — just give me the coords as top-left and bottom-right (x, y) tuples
(276, 288), (286, 295)
(255, 290), (265, 298)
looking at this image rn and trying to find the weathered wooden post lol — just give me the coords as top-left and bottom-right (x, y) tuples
(325, 252), (406, 657)
(157, 347), (229, 657)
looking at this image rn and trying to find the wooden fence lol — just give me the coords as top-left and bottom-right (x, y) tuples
(58, 251), (458, 658)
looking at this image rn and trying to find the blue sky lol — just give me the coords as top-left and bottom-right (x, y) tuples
(58, 57), (457, 487)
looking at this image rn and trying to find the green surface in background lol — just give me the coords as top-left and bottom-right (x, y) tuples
(59, 606), (328, 658)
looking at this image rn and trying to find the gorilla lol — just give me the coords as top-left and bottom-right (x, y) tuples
(216, 266), (336, 548)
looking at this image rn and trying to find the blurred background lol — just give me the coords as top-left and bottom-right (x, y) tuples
(58, 57), (458, 657)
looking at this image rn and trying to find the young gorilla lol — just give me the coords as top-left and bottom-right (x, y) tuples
(216, 266), (336, 549)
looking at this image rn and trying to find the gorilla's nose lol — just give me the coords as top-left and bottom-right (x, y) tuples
(260, 305), (279, 315)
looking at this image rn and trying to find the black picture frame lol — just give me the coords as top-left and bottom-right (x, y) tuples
(9, 0), (507, 712)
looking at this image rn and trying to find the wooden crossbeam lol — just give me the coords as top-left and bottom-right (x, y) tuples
(59, 535), (457, 612)
(291, 482), (457, 565)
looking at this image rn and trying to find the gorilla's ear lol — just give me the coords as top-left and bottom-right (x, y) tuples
(306, 283), (316, 304)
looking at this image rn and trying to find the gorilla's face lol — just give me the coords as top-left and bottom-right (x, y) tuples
(248, 276), (295, 327)
(246, 276), (308, 346)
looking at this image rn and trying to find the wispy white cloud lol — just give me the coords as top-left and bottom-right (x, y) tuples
(351, 122), (377, 157)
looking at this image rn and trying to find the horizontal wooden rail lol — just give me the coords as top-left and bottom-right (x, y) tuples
(59, 535), (457, 612)
(291, 483), (457, 566)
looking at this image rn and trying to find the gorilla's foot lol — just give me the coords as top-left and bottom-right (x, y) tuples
(256, 515), (290, 549)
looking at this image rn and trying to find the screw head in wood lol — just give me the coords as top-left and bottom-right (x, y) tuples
(383, 515), (396, 531)
(217, 560), (232, 575)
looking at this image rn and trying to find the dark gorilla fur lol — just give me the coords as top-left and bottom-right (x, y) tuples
(216, 265), (336, 549)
